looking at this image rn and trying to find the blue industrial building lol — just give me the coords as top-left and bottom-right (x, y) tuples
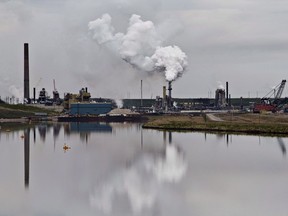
(70, 122), (112, 133)
(69, 103), (112, 115)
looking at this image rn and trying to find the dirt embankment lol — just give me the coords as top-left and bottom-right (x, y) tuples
(142, 113), (288, 136)
(0, 104), (61, 120)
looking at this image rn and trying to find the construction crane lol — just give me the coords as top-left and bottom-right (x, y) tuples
(253, 80), (288, 113)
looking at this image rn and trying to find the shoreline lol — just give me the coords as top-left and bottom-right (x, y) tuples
(141, 113), (288, 136)
(0, 118), (30, 123)
(142, 123), (288, 136)
(2, 112), (288, 137)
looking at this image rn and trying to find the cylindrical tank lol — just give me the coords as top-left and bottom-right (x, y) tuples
(215, 89), (226, 108)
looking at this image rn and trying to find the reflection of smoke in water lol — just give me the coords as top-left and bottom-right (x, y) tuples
(153, 145), (187, 183)
(90, 144), (187, 214)
(88, 14), (188, 82)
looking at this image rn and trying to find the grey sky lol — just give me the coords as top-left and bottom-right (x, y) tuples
(1, 0), (288, 101)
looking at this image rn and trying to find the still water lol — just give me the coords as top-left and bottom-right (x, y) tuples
(0, 122), (288, 216)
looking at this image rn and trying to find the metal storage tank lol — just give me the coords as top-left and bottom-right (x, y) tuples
(215, 89), (226, 108)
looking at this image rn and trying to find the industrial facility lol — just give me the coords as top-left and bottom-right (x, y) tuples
(63, 87), (113, 115)
(21, 43), (114, 116)
(153, 81), (175, 112)
(14, 43), (288, 116)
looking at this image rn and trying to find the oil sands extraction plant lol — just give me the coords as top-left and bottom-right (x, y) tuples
(6, 43), (287, 118)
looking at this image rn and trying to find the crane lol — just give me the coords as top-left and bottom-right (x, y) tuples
(254, 80), (287, 113)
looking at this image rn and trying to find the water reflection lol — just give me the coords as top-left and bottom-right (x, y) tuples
(53, 123), (61, 139)
(38, 124), (48, 141)
(27, 122), (113, 143)
(19, 122), (112, 189)
(1, 123), (288, 216)
(10, 125), (288, 192)
(90, 131), (187, 215)
(203, 132), (287, 156)
(24, 128), (30, 188)
(277, 137), (286, 156)
(69, 122), (112, 133)
(65, 122), (112, 143)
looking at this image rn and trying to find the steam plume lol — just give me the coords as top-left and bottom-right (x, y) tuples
(217, 81), (225, 90)
(88, 14), (188, 82)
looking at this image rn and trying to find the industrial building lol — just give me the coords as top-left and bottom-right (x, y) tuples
(63, 88), (113, 115)
(69, 103), (112, 115)
(20, 43), (288, 115)
(215, 88), (226, 108)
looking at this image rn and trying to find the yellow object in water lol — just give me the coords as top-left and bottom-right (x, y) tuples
(63, 144), (71, 151)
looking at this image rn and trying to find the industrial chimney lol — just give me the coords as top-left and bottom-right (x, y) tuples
(168, 81), (172, 108)
(162, 85), (166, 108)
(226, 81), (229, 106)
(24, 43), (30, 103)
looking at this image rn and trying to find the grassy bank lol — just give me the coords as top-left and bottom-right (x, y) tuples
(0, 103), (60, 119)
(142, 113), (288, 136)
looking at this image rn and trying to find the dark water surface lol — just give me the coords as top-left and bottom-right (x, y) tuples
(0, 122), (288, 216)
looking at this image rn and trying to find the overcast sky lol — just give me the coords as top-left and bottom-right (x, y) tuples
(1, 0), (288, 101)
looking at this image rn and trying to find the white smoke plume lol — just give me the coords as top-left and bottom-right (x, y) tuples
(114, 99), (123, 108)
(8, 85), (23, 99)
(217, 81), (225, 90)
(88, 14), (188, 82)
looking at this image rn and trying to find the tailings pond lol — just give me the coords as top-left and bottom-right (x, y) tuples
(0, 122), (288, 216)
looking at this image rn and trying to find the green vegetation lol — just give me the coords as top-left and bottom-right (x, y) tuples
(0, 103), (60, 119)
(142, 113), (288, 136)
(2, 103), (288, 136)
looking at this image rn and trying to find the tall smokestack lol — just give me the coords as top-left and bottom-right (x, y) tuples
(33, 87), (36, 103)
(24, 43), (30, 102)
(140, 80), (143, 107)
(168, 81), (172, 108)
(162, 85), (166, 108)
(226, 81), (229, 105)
